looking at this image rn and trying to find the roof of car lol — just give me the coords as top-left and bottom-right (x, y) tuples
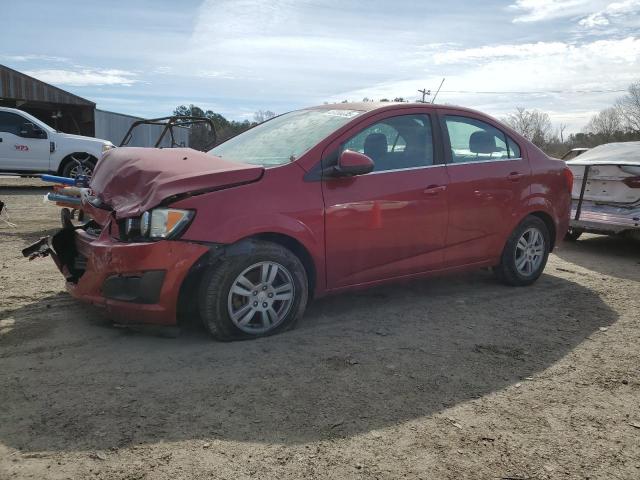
(308, 101), (487, 116)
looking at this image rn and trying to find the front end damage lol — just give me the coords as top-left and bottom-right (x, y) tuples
(22, 146), (266, 325)
(24, 220), (210, 326)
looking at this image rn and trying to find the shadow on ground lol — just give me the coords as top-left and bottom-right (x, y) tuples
(0, 270), (616, 452)
(555, 234), (640, 281)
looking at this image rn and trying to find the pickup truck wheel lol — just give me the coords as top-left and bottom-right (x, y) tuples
(61, 154), (96, 179)
(494, 216), (550, 286)
(199, 241), (309, 341)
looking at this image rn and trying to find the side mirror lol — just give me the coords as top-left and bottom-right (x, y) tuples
(20, 122), (46, 139)
(19, 122), (33, 137)
(333, 150), (374, 177)
(33, 126), (46, 139)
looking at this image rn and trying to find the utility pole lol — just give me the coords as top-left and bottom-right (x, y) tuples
(418, 88), (431, 103)
(431, 78), (445, 104)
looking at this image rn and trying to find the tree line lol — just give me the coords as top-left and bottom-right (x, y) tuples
(502, 80), (640, 157)
(173, 105), (276, 150)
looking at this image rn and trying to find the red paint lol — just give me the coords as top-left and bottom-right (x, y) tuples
(14, 144), (29, 151)
(64, 228), (209, 325)
(55, 103), (570, 326)
(91, 147), (264, 218)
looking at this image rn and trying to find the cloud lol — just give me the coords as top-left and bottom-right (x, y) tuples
(22, 68), (138, 87)
(333, 36), (640, 133)
(432, 42), (568, 63)
(508, 0), (640, 27)
(0, 54), (69, 63)
(509, 0), (604, 22)
(578, 0), (640, 27)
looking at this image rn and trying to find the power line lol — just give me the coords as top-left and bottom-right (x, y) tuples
(439, 89), (627, 95)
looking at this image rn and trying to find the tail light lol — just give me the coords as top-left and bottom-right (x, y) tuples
(623, 176), (640, 188)
(563, 168), (574, 192)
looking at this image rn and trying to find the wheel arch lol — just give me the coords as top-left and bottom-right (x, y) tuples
(523, 210), (557, 251)
(56, 152), (98, 175)
(176, 232), (318, 325)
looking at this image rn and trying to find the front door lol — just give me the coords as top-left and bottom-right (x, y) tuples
(438, 109), (530, 266)
(322, 111), (449, 289)
(0, 111), (50, 172)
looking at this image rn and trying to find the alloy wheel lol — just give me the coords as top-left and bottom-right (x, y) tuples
(68, 154), (94, 178)
(227, 261), (295, 334)
(514, 227), (545, 276)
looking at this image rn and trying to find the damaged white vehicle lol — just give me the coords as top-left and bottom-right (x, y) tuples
(566, 141), (640, 241)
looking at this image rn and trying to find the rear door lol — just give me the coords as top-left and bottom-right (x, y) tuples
(438, 109), (530, 266)
(322, 109), (449, 288)
(0, 111), (50, 172)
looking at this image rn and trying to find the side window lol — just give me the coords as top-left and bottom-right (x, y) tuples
(444, 115), (512, 163)
(507, 136), (521, 158)
(342, 114), (434, 172)
(0, 112), (27, 136)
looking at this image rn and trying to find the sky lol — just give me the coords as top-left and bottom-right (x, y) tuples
(1, 0), (639, 133)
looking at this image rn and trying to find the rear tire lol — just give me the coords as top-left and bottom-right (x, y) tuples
(198, 240), (308, 341)
(564, 227), (583, 241)
(494, 216), (550, 286)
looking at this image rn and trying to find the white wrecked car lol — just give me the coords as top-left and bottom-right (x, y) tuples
(566, 141), (640, 241)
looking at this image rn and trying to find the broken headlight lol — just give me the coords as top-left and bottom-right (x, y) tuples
(122, 208), (194, 241)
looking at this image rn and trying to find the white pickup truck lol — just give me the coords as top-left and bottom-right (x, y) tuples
(0, 107), (114, 177)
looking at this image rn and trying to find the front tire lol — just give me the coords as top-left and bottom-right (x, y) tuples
(494, 216), (550, 286)
(61, 154), (96, 179)
(199, 240), (309, 341)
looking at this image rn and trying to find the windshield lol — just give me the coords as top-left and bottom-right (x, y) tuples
(209, 109), (363, 166)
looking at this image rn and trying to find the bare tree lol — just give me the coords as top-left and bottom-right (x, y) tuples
(616, 80), (640, 133)
(558, 123), (567, 143)
(503, 107), (553, 148)
(253, 110), (276, 123)
(584, 107), (624, 138)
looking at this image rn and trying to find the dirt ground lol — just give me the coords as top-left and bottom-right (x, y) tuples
(1, 178), (639, 480)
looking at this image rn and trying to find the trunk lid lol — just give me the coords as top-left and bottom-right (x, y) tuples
(569, 164), (640, 204)
(90, 147), (264, 218)
(567, 142), (640, 204)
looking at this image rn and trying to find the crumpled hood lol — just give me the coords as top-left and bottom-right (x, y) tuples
(90, 147), (264, 218)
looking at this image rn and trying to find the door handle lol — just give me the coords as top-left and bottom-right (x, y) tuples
(424, 185), (447, 195)
(507, 172), (524, 182)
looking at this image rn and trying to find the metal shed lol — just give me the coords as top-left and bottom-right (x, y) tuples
(0, 64), (95, 136)
(1, 65), (189, 148)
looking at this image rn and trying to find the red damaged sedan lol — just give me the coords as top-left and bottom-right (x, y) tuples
(29, 103), (572, 340)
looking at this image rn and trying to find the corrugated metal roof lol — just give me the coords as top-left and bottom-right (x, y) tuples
(0, 64), (95, 106)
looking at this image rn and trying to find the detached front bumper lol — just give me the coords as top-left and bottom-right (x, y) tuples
(30, 227), (210, 325)
(570, 200), (640, 234)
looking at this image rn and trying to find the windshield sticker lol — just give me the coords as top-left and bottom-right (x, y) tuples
(323, 110), (361, 118)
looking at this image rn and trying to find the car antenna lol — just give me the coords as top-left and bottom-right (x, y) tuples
(431, 78), (445, 104)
